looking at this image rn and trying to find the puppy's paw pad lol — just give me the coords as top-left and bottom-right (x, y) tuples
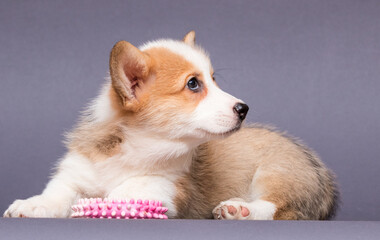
(227, 205), (237, 216)
(240, 206), (250, 217)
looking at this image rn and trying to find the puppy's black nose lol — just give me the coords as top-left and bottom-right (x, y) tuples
(233, 103), (249, 121)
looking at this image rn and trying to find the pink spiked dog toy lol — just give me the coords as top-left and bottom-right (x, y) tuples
(71, 198), (168, 219)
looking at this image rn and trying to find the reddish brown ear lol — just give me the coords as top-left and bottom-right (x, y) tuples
(109, 41), (151, 110)
(183, 30), (196, 46)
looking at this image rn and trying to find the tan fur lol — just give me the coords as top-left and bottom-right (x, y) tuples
(140, 47), (208, 112)
(183, 30), (196, 46)
(66, 115), (124, 162)
(174, 125), (338, 220)
(109, 41), (152, 111)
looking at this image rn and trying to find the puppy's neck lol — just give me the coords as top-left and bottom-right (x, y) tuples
(118, 126), (196, 173)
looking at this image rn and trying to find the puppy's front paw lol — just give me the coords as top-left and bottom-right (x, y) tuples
(3, 196), (57, 218)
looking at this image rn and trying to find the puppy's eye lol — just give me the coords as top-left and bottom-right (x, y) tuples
(187, 77), (200, 92)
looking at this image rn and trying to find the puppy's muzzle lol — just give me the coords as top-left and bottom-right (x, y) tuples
(233, 103), (249, 121)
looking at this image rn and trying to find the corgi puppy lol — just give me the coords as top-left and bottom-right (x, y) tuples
(4, 31), (339, 220)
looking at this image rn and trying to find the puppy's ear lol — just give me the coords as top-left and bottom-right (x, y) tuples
(109, 41), (151, 111)
(183, 30), (196, 46)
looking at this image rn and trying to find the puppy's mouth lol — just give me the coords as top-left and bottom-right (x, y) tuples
(221, 122), (242, 135)
(204, 122), (242, 137)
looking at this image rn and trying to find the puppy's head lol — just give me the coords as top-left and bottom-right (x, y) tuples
(109, 31), (248, 143)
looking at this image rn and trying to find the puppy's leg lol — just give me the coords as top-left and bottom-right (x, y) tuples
(3, 152), (93, 218)
(213, 160), (337, 220)
(3, 179), (79, 218)
(107, 175), (177, 218)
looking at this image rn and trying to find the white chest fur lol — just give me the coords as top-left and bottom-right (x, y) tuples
(74, 136), (194, 217)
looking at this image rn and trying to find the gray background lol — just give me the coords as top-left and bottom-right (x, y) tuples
(0, 0), (379, 221)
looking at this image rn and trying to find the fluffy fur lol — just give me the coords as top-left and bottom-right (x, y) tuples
(3, 31), (339, 220)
